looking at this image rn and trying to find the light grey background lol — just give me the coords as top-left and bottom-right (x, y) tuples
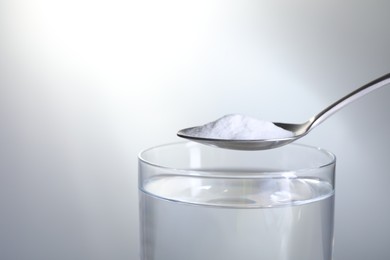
(1, 1), (389, 259)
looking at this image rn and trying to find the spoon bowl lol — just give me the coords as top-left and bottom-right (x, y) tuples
(178, 73), (390, 150)
(177, 121), (309, 150)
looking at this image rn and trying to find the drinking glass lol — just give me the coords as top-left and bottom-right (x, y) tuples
(138, 142), (336, 260)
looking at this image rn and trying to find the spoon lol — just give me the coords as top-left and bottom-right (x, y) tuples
(177, 73), (390, 150)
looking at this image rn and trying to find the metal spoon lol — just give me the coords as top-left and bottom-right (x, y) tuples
(177, 73), (390, 150)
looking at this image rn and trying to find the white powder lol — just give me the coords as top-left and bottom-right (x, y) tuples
(183, 114), (294, 140)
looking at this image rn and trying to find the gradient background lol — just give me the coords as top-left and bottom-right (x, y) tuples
(1, 1), (390, 260)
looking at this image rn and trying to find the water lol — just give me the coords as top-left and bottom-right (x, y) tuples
(139, 175), (334, 260)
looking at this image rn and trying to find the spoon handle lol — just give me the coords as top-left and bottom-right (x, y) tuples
(309, 73), (390, 130)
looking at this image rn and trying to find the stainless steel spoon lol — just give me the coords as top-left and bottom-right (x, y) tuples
(177, 73), (390, 150)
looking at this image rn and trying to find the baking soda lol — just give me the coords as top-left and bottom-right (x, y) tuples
(183, 114), (293, 140)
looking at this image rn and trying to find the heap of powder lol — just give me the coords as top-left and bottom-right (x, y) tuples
(184, 114), (294, 140)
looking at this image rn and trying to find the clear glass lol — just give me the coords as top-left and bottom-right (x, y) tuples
(138, 142), (336, 260)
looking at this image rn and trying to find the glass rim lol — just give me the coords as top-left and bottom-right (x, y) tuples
(138, 141), (336, 176)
